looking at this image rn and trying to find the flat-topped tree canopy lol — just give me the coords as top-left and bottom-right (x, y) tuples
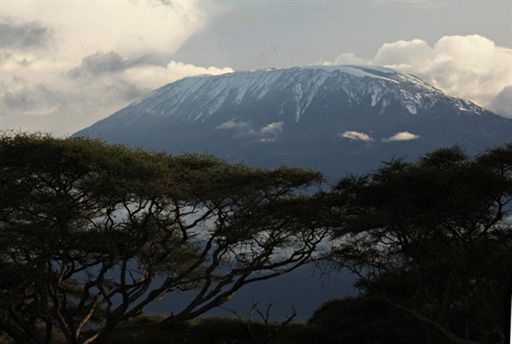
(329, 144), (512, 344)
(0, 133), (329, 344)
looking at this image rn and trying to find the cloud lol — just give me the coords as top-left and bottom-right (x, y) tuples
(69, 51), (233, 87)
(0, 49), (232, 135)
(0, 19), (52, 50)
(340, 130), (373, 142)
(383, 131), (420, 142)
(1, 1), (205, 60)
(122, 61), (233, 91)
(319, 53), (367, 66)
(0, 53), (150, 134)
(323, 34), (512, 112)
(489, 86), (512, 118)
(1, 83), (61, 115)
(369, 0), (444, 8)
(216, 119), (249, 130)
(0, 1), (235, 135)
(373, 39), (435, 73)
(68, 52), (130, 78)
(260, 121), (283, 135)
(216, 119), (256, 137)
(216, 120), (285, 141)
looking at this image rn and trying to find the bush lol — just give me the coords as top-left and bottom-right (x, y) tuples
(309, 296), (429, 344)
(106, 315), (328, 344)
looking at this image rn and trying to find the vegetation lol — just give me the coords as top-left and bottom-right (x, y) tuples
(308, 296), (428, 343)
(103, 313), (327, 344)
(0, 134), (329, 343)
(329, 145), (512, 344)
(0, 133), (510, 344)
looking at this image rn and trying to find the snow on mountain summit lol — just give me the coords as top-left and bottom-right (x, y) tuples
(75, 64), (511, 178)
(104, 65), (485, 126)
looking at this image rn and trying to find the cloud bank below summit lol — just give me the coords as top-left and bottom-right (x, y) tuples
(340, 131), (420, 143)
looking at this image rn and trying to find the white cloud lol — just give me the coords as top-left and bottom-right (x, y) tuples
(383, 131), (420, 142)
(216, 119), (249, 130)
(260, 121), (283, 135)
(0, 2), (234, 135)
(68, 52), (233, 89)
(319, 53), (367, 66)
(323, 34), (512, 112)
(123, 61), (232, 91)
(340, 130), (373, 142)
(215, 119), (257, 137)
(373, 39), (435, 73)
(0, 49), (233, 135)
(1, 1), (205, 60)
(489, 86), (512, 118)
(216, 120), (285, 141)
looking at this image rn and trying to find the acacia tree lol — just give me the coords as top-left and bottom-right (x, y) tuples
(329, 145), (512, 344)
(0, 134), (329, 344)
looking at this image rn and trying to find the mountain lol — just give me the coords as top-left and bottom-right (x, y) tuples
(75, 65), (512, 179)
(74, 65), (512, 321)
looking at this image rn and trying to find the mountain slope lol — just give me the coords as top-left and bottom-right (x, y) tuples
(75, 65), (512, 178)
(74, 65), (512, 321)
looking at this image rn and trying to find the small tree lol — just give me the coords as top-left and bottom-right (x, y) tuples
(0, 134), (329, 344)
(329, 145), (512, 344)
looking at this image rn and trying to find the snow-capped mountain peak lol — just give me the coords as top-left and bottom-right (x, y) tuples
(112, 65), (484, 126)
(75, 64), (511, 178)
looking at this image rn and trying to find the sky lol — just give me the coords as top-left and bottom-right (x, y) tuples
(0, 0), (511, 136)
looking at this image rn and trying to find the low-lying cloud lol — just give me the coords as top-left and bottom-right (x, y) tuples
(260, 121), (283, 135)
(216, 119), (250, 131)
(383, 131), (420, 142)
(322, 34), (512, 117)
(340, 130), (373, 142)
(217, 120), (285, 141)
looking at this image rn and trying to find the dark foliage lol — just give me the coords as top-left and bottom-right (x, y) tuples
(309, 296), (432, 344)
(104, 315), (329, 344)
(329, 144), (512, 344)
(0, 134), (329, 344)
(1, 133), (510, 344)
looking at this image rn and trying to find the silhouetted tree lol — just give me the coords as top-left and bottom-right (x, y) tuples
(309, 295), (429, 344)
(0, 134), (329, 344)
(329, 145), (512, 344)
